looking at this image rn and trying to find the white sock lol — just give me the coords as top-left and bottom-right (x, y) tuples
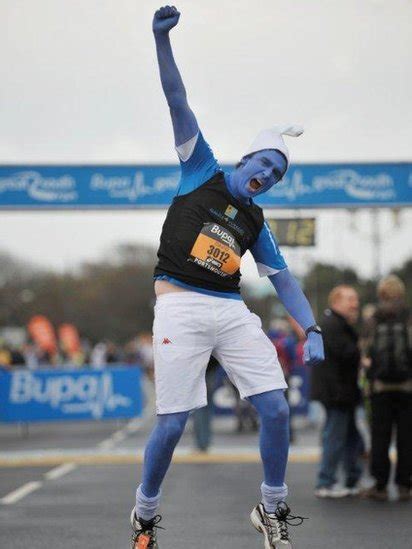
(136, 485), (161, 522)
(260, 482), (288, 514)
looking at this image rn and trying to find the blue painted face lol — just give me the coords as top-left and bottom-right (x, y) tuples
(229, 149), (288, 201)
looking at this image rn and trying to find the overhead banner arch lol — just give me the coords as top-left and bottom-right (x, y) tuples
(0, 162), (411, 209)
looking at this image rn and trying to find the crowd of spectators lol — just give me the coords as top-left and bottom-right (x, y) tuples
(1, 274), (410, 499)
(0, 332), (154, 375)
(311, 274), (411, 501)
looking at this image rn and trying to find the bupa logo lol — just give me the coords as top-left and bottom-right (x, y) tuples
(90, 171), (180, 201)
(210, 224), (235, 248)
(9, 371), (132, 419)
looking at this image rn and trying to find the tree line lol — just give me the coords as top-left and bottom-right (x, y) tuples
(0, 245), (410, 343)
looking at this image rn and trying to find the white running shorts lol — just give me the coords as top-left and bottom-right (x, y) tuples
(153, 292), (287, 414)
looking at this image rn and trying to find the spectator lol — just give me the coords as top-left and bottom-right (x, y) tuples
(91, 342), (108, 369)
(136, 332), (154, 379)
(0, 340), (12, 370)
(361, 275), (412, 502)
(311, 285), (364, 498)
(22, 341), (40, 370)
(233, 382), (259, 433)
(90, 340), (121, 368)
(359, 304), (378, 429)
(105, 341), (120, 364)
(192, 356), (220, 452)
(124, 339), (140, 366)
(267, 319), (296, 381)
(268, 319), (297, 441)
(9, 346), (25, 368)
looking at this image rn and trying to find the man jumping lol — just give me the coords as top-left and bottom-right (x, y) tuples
(130, 6), (324, 548)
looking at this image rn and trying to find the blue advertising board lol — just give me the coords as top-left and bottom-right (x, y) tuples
(0, 367), (143, 423)
(288, 366), (310, 416)
(211, 366), (309, 416)
(0, 162), (410, 209)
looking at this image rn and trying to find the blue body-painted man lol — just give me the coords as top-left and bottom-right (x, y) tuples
(130, 7), (324, 549)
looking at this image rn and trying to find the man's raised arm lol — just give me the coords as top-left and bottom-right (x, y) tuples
(153, 6), (198, 147)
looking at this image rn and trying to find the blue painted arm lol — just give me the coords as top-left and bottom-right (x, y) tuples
(269, 269), (324, 366)
(153, 7), (199, 147)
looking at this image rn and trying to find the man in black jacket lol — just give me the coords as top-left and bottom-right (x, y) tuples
(361, 275), (412, 501)
(311, 285), (364, 497)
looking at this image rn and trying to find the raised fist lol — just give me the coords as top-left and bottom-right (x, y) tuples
(153, 5), (181, 35)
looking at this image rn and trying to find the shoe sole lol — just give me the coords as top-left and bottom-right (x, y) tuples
(314, 491), (350, 498)
(359, 493), (388, 502)
(250, 508), (276, 549)
(131, 534), (159, 549)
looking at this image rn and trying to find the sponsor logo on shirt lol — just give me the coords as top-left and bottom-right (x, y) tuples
(210, 224), (236, 249)
(224, 204), (238, 219)
(189, 223), (241, 277)
(209, 208), (245, 236)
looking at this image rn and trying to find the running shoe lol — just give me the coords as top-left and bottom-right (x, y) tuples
(398, 486), (411, 502)
(314, 484), (350, 498)
(346, 486), (360, 497)
(359, 485), (388, 502)
(250, 501), (306, 548)
(130, 507), (162, 549)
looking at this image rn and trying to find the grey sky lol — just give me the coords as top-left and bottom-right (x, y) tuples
(1, 0), (411, 281)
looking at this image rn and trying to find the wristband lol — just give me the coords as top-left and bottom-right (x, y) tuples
(305, 324), (322, 336)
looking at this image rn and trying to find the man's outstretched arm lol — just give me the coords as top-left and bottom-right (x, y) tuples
(153, 6), (198, 147)
(269, 269), (324, 366)
(250, 222), (324, 366)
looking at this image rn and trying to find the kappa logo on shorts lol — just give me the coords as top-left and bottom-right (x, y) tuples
(162, 337), (172, 345)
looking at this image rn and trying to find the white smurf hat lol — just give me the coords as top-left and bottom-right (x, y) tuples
(244, 124), (304, 167)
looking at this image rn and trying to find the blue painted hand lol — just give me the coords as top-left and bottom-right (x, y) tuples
(153, 5), (181, 35)
(303, 331), (324, 366)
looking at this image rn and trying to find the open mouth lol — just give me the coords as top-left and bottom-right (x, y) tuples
(249, 178), (263, 192)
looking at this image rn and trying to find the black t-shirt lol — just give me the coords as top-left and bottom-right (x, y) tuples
(154, 172), (264, 293)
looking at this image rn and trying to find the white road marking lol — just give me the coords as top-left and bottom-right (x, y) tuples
(0, 462), (78, 505)
(1, 481), (43, 505)
(98, 439), (116, 450)
(44, 462), (77, 480)
(126, 418), (145, 433)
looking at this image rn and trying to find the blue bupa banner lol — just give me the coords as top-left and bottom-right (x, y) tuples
(288, 366), (310, 416)
(0, 163), (410, 209)
(0, 367), (143, 422)
(211, 366), (309, 416)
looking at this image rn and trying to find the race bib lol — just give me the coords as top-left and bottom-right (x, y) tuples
(189, 223), (241, 277)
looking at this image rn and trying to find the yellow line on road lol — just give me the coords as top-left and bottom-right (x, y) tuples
(0, 452), (319, 467)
